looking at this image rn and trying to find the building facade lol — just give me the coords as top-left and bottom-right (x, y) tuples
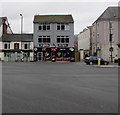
(92, 7), (119, 62)
(78, 26), (92, 61)
(0, 17), (13, 61)
(0, 34), (34, 62)
(33, 15), (74, 61)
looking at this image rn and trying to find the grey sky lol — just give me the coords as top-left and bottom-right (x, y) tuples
(1, 1), (119, 34)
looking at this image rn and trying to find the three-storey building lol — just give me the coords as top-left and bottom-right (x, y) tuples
(33, 15), (74, 61)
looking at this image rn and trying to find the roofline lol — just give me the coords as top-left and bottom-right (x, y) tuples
(92, 6), (119, 25)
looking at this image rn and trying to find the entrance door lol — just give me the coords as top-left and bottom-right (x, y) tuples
(37, 52), (43, 61)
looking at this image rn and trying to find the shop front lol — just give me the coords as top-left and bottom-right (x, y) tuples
(3, 50), (33, 62)
(34, 47), (75, 62)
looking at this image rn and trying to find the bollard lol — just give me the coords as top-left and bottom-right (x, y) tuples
(98, 58), (101, 65)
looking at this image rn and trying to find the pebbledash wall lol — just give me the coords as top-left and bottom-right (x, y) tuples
(92, 7), (119, 61)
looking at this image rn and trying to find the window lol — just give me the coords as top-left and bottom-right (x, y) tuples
(38, 37), (42, 43)
(109, 34), (114, 42)
(47, 36), (50, 43)
(38, 36), (51, 43)
(57, 36), (69, 43)
(24, 44), (28, 49)
(109, 22), (113, 29)
(38, 24), (50, 31)
(4, 43), (10, 49)
(14, 43), (19, 49)
(66, 37), (69, 43)
(57, 36), (60, 43)
(61, 24), (65, 30)
(57, 23), (69, 30)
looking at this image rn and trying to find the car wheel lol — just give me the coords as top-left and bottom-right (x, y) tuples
(104, 62), (107, 65)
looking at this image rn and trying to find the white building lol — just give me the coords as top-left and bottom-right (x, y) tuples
(0, 17), (13, 61)
(92, 7), (118, 62)
(78, 26), (92, 61)
(0, 34), (34, 62)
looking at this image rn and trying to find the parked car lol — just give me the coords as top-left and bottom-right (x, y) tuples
(84, 56), (109, 65)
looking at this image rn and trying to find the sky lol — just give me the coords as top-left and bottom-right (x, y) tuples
(0, 0), (119, 34)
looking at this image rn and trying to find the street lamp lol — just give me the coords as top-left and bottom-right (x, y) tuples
(20, 14), (23, 50)
(109, 19), (113, 63)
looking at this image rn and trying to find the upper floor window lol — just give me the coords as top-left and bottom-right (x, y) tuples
(23, 42), (30, 49)
(4, 43), (10, 49)
(38, 36), (51, 43)
(14, 43), (19, 49)
(57, 23), (69, 30)
(38, 24), (50, 31)
(109, 22), (113, 29)
(57, 36), (69, 43)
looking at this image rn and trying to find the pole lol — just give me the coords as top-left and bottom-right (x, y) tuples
(109, 19), (113, 63)
(20, 14), (23, 50)
(20, 14), (23, 61)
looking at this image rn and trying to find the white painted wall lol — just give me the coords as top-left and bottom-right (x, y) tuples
(78, 28), (90, 51)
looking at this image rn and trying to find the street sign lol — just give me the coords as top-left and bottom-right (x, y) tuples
(34, 48), (37, 51)
(69, 47), (74, 51)
(109, 47), (113, 52)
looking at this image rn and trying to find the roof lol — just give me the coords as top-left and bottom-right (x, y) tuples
(1, 34), (33, 42)
(33, 15), (74, 23)
(94, 7), (119, 22)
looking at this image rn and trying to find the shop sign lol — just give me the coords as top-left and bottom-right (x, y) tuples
(69, 47), (74, 51)
(60, 48), (66, 51)
(43, 44), (50, 47)
(42, 48), (46, 51)
(34, 48), (37, 51)
(51, 48), (57, 51)
(45, 52), (49, 56)
(57, 52), (61, 56)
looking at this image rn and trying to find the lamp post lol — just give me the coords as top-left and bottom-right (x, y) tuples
(20, 14), (23, 50)
(109, 19), (113, 63)
(20, 14), (23, 61)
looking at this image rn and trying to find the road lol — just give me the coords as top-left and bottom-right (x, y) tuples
(2, 62), (118, 113)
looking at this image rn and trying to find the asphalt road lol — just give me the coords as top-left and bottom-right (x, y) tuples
(2, 62), (118, 113)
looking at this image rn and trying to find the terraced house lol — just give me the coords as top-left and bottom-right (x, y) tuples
(1, 34), (34, 62)
(33, 15), (74, 61)
(0, 17), (13, 61)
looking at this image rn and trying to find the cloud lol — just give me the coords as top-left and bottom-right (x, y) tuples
(2, 2), (118, 34)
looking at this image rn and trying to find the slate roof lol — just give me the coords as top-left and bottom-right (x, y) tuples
(1, 34), (33, 42)
(33, 15), (74, 23)
(95, 7), (119, 22)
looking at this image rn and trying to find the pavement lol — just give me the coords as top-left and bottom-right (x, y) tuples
(2, 62), (118, 113)
(95, 63), (120, 68)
